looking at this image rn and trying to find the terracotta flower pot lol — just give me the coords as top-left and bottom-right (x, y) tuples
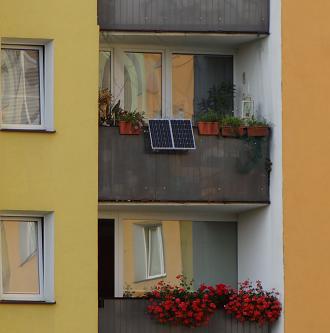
(221, 126), (245, 137)
(247, 126), (270, 137)
(118, 121), (142, 135)
(197, 122), (220, 136)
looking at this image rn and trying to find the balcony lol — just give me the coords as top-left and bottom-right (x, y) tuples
(98, 127), (270, 203)
(98, 0), (269, 33)
(99, 299), (269, 333)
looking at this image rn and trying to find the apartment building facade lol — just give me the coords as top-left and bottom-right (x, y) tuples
(0, 0), (328, 333)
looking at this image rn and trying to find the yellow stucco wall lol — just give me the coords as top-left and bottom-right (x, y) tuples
(0, 1), (99, 332)
(283, 2), (330, 332)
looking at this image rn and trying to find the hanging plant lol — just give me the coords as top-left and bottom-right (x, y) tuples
(145, 276), (281, 328)
(224, 280), (282, 326)
(146, 275), (229, 328)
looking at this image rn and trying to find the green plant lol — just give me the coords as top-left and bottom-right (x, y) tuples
(117, 109), (145, 129)
(98, 88), (122, 126)
(221, 115), (244, 127)
(198, 82), (235, 118)
(246, 116), (269, 127)
(196, 109), (220, 122)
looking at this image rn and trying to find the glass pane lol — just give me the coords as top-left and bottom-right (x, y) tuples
(124, 52), (162, 119)
(99, 51), (111, 90)
(172, 54), (194, 119)
(172, 54), (233, 121)
(149, 227), (162, 277)
(123, 220), (237, 297)
(1, 220), (40, 294)
(1, 48), (41, 125)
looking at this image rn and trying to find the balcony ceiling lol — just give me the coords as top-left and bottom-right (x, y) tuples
(99, 202), (268, 221)
(100, 31), (267, 50)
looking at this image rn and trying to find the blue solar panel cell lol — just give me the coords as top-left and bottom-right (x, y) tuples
(170, 120), (195, 149)
(149, 119), (173, 149)
(149, 119), (196, 150)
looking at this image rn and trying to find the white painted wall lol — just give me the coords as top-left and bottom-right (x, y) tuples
(236, 0), (284, 332)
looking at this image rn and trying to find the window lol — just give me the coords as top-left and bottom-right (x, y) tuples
(99, 51), (111, 90)
(172, 54), (234, 121)
(124, 52), (162, 119)
(0, 215), (54, 302)
(132, 223), (165, 283)
(0, 42), (53, 131)
(122, 220), (237, 297)
(110, 47), (233, 121)
(144, 225), (164, 279)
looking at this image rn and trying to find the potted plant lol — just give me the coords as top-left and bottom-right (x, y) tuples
(98, 88), (122, 127)
(117, 109), (145, 135)
(199, 82), (235, 116)
(196, 109), (220, 135)
(246, 117), (270, 137)
(221, 115), (245, 137)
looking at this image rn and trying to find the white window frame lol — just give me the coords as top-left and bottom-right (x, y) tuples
(0, 44), (45, 130)
(114, 48), (165, 119)
(0, 216), (43, 301)
(0, 213), (54, 302)
(111, 45), (234, 120)
(144, 224), (165, 280)
(99, 48), (114, 91)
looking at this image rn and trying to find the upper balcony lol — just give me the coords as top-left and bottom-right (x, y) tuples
(98, 0), (270, 34)
(99, 127), (270, 203)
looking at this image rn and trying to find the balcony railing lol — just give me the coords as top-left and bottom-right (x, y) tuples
(98, 127), (270, 203)
(98, 0), (269, 33)
(99, 299), (270, 333)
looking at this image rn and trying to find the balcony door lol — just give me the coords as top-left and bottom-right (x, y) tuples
(98, 219), (115, 302)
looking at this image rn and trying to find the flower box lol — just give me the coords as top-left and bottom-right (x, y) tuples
(119, 121), (142, 135)
(197, 122), (220, 136)
(247, 126), (270, 137)
(221, 126), (245, 137)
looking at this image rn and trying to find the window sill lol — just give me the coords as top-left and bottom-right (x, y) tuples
(0, 129), (56, 133)
(0, 300), (56, 304)
(135, 274), (167, 283)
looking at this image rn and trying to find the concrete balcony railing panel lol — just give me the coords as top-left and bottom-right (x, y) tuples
(98, 127), (270, 203)
(98, 0), (270, 33)
(99, 299), (270, 333)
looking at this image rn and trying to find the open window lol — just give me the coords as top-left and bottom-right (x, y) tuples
(133, 223), (165, 282)
(122, 220), (237, 297)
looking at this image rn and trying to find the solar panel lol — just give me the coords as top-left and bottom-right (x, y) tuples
(149, 119), (196, 150)
(149, 119), (173, 149)
(170, 120), (196, 149)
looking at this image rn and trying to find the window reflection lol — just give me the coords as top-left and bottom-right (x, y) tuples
(123, 220), (237, 297)
(0, 220), (40, 294)
(172, 54), (233, 121)
(99, 51), (111, 90)
(1, 48), (41, 125)
(124, 52), (162, 119)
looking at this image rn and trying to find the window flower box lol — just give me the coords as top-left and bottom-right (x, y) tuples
(119, 121), (142, 135)
(247, 126), (270, 137)
(197, 122), (220, 135)
(221, 126), (245, 137)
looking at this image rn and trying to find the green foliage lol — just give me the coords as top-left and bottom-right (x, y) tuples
(196, 109), (220, 122)
(221, 115), (244, 127)
(199, 82), (235, 117)
(117, 109), (145, 129)
(246, 116), (269, 127)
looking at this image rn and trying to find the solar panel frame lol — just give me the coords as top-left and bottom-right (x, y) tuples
(148, 119), (196, 151)
(170, 119), (196, 150)
(149, 119), (174, 150)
